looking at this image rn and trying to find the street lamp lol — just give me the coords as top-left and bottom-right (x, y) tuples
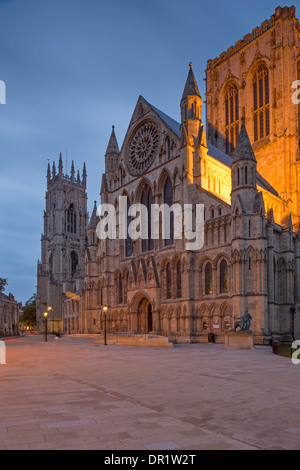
(43, 311), (48, 342)
(103, 306), (108, 345)
(47, 306), (54, 334)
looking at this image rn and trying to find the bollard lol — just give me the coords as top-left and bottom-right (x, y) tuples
(0, 340), (6, 364)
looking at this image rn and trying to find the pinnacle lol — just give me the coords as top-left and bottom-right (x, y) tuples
(181, 62), (201, 101)
(232, 119), (256, 162)
(105, 125), (119, 155)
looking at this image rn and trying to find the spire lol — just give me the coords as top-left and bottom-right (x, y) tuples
(52, 161), (56, 178)
(88, 201), (100, 230)
(82, 162), (87, 189)
(59, 152), (63, 175)
(77, 169), (81, 184)
(47, 162), (51, 187)
(181, 62), (201, 102)
(71, 160), (75, 182)
(105, 125), (119, 156)
(105, 126), (119, 173)
(232, 118), (257, 162)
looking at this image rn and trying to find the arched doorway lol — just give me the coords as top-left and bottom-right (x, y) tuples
(137, 297), (153, 334)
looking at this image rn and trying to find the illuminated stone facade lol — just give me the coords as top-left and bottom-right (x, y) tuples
(62, 6), (300, 345)
(206, 5), (300, 227)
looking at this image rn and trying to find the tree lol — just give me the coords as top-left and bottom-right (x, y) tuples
(20, 294), (36, 329)
(0, 277), (8, 293)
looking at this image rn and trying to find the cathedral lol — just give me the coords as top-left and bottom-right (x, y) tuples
(37, 5), (300, 345)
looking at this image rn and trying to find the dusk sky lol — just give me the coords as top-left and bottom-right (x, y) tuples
(0, 0), (297, 304)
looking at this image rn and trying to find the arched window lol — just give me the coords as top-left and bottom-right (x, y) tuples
(225, 84), (239, 155)
(118, 273), (123, 304)
(164, 177), (174, 246)
(141, 184), (153, 252)
(71, 251), (78, 276)
(220, 259), (228, 293)
(67, 204), (77, 234)
(166, 262), (172, 299)
(176, 260), (182, 298)
(245, 165), (248, 185)
(126, 197), (132, 257)
(192, 101), (196, 118)
(205, 262), (213, 295)
(253, 64), (270, 141)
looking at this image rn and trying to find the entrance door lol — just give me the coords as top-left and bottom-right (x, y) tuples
(147, 303), (153, 333)
(137, 297), (152, 334)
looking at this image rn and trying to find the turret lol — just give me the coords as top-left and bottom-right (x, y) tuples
(105, 125), (119, 174)
(52, 161), (56, 178)
(180, 63), (205, 185)
(180, 62), (203, 126)
(59, 152), (63, 175)
(88, 201), (100, 246)
(231, 117), (257, 213)
(70, 161), (75, 182)
(82, 162), (87, 189)
(47, 162), (51, 188)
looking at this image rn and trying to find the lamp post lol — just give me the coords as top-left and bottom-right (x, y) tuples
(47, 306), (53, 334)
(103, 306), (108, 345)
(43, 311), (48, 342)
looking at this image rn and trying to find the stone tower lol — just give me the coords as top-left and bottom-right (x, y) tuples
(230, 120), (269, 343)
(206, 5), (300, 227)
(36, 153), (88, 333)
(180, 62), (205, 187)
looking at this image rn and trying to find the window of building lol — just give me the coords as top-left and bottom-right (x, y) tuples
(164, 177), (174, 246)
(220, 259), (228, 293)
(298, 61), (300, 151)
(118, 273), (123, 304)
(67, 204), (77, 234)
(205, 262), (213, 295)
(71, 251), (78, 276)
(225, 84), (239, 155)
(141, 184), (153, 252)
(253, 64), (270, 141)
(176, 260), (182, 298)
(166, 262), (172, 299)
(126, 197), (133, 257)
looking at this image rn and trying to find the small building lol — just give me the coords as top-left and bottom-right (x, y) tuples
(0, 292), (19, 336)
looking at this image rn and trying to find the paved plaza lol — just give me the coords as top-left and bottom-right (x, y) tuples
(0, 335), (299, 450)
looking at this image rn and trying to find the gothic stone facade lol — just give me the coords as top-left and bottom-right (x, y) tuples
(61, 6), (300, 344)
(36, 156), (88, 333)
(64, 55), (300, 345)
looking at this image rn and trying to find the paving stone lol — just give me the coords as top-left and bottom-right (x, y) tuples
(1, 335), (299, 450)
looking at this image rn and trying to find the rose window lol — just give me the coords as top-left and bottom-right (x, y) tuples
(127, 122), (159, 175)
